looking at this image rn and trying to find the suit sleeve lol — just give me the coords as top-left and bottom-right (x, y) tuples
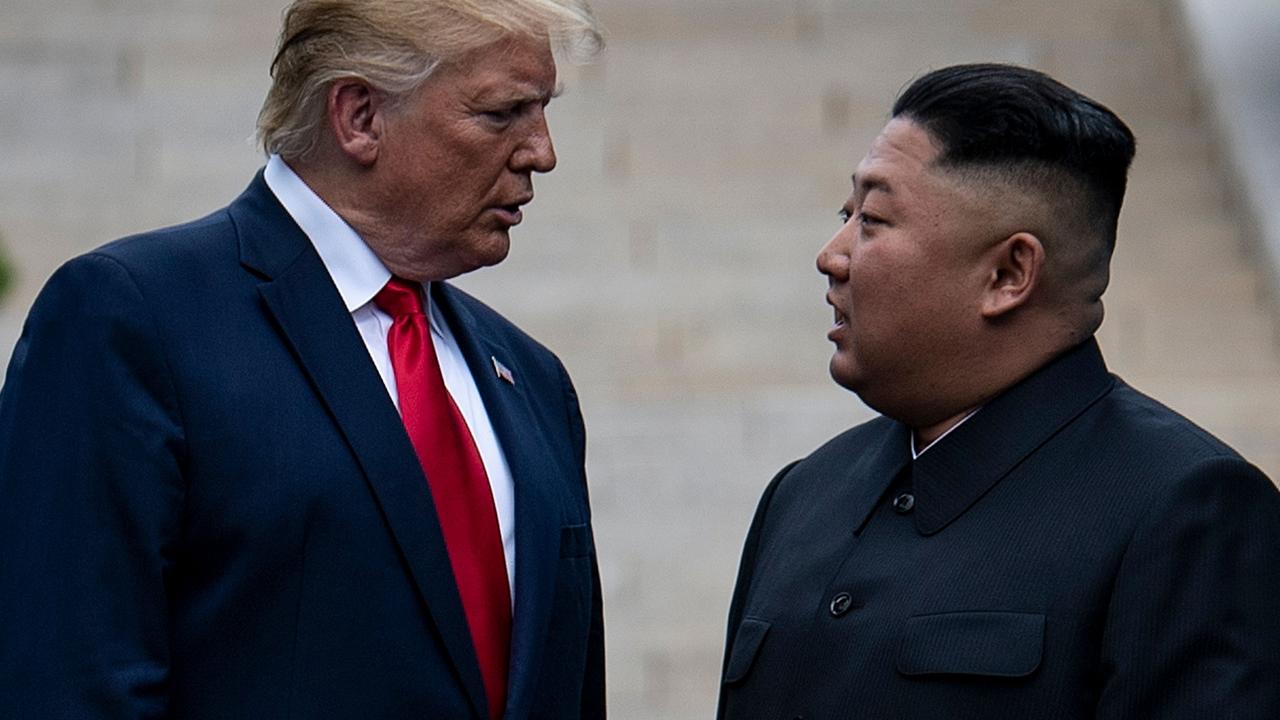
(1096, 455), (1280, 718)
(557, 360), (605, 719)
(716, 459), (797, 719)
(0, 253), (186, 718)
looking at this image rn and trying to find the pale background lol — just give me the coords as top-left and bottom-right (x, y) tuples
(2, 1), (1278, 717)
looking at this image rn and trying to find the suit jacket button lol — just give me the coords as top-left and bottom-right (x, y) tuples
(892, 492), (916, 514)
(829, 592), (853, 617)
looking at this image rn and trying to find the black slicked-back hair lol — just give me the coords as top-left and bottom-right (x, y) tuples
(892, 63), (1136, 249)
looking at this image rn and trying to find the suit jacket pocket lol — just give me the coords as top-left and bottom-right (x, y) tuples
(723, 617), (771, 684)
(897, 611), (1044, 678)
(559, 523), (594, 558)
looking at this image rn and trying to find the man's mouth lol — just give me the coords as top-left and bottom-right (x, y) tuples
(492, 202), (527, 226)
(826, 293), (848, 330)
(492, 195), (534, 226)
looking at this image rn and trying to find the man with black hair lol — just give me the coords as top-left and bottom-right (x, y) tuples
(718, 63), (1280, 719)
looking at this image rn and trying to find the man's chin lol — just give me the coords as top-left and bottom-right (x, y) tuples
(444, 235), (511, 277)
(828, 355), (861, 394)
(475, 244), (511, 270)
(476, 231), (512, 266)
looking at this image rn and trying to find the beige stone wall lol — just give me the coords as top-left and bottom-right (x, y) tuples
(1, 2), (1277, 717)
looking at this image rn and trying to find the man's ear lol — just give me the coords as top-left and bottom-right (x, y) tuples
(327, 78), (384, 166)
(980, 232), (1044, 319)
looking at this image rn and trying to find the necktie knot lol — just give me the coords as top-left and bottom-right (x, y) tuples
(374, 277), (425, 319)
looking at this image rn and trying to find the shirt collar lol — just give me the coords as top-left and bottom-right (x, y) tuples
(911, 408), (981, 459)
(263, 154), (390, 313)
(263, 155), (447, 340)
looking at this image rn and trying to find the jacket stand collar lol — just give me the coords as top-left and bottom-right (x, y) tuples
(909, 339), (1116, 536)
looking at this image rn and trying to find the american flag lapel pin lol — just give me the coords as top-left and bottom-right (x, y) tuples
(492, 356), (515, 386)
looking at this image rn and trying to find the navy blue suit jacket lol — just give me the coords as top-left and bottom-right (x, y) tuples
(720, 340), (1280, 719)
(0, 173), (605, 719)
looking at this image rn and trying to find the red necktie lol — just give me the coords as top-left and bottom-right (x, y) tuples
(375, 278), (510, 720)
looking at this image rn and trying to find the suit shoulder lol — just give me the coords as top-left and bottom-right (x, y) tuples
(765, 415), (896, 498)
(1096, 379), (1246, 464)
(799, 415), (896, 469)
(1067, 378), (1276, 508)
(82, 208), (237, 279)
(32, 207), (230, 298)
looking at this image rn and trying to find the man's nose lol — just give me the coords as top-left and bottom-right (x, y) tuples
(512, 109), (557, 173)
(816, 231), (850, 280)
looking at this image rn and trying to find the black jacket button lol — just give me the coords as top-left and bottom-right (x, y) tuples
(892, 492), (915, 514)
(830, 592), (853, 617)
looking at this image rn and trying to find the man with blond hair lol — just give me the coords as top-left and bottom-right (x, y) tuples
(0, 2), (605, 718)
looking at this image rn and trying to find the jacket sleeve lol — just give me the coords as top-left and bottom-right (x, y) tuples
(716, 459), (797, 719)
(0, 253), (186, 718)
(557, 360), (606, 719)
(1095, 455), (1280, 718)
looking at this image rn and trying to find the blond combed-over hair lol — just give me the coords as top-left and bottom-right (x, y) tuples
(257, 0), (603, 160)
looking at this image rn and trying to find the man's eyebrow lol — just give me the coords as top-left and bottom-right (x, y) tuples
(851, 173), (892, 195)
(476, 81), (561, 104)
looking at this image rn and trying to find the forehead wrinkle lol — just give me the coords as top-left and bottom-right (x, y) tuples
(455, 42), (557, 104)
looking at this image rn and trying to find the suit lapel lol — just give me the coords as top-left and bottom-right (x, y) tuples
(433, 284), (564, 719)
(230, 175), (489, 719)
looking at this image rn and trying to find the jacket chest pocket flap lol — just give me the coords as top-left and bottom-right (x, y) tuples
(724, 617), (771, 684)
(897, 611), (1044, 678)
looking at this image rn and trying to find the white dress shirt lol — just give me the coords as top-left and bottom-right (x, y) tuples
(264, 155), (517, 599)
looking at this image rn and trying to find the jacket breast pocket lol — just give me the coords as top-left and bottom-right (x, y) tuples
(723, 617), (771, 685)
(896, 611), (1044, 678)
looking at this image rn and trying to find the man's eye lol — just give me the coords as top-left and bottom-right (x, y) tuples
(482, 108), (516, 124)
(837, 208), (852, 224)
